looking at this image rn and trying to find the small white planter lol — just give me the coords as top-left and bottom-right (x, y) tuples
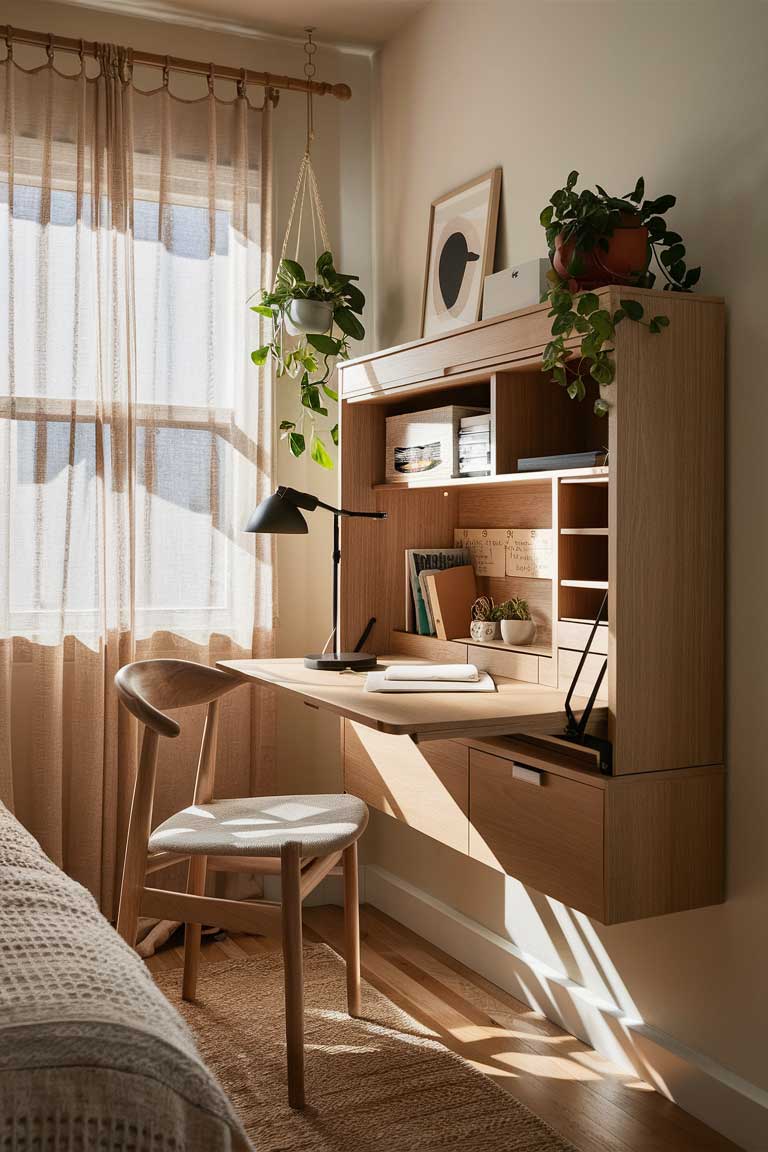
(500, 619), (536, 645)
(284, 298), (333, 336)
(470, 620), (499, 643)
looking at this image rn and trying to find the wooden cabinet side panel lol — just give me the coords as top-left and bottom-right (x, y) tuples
(608, 290), (725, 774)
(604, 767), (725, 923)
(344, 721), (469, 855)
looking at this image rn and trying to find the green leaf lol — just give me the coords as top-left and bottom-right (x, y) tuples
(566, 170), (579, 190)
(540, 205), (554, 227)
(330, 423), (339, 446)
(642, 194), (676, 216)
(334, 307), (365, 340)
(250, 303), (274, 318)
(288, 431), (305, 458)
(625, 176), (644, 204)
(594, 398), (609, 417)
(619, 298), (644, 322)
(322, 382), (339, 402)
(577, 292), (600, 316)
(279, 420), (295, 432)
(310, 434), (334, 469)
(613, 308), (626, 325)
(670, 260), (686, 282)
(250, 345), (270, 366)
(684, 266), (701, 287)
(280, 258), (306, 282)
(316, 251), (335, 279)
(648, 314), (670, 334)
(552, 365), (567, 388)
(344, 283), (366, 314)
(590, 309), (615, 341)
(645, 215), (667, 237)
(551, 312), (575, 336)
(307, 332), (342, 356)
(590, 357), (615, 386)
(662, 231), (683, 246)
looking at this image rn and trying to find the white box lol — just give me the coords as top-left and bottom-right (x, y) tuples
(481, 258), (551, 319)
(385, 406), (487, 483)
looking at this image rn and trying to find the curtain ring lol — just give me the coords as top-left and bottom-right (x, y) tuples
(46, 33), (55, 63)
(207, 62), (215, 94)
(237, 67), (247, 99)
(78, 38), (86, 73)
(4, 26), (14, 60)
(163, 55), (170, 88)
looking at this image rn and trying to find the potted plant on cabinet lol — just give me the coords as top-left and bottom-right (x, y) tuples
(470, 596), (499, 643)
(540, 172), (701, 415)
(250, 251), (365, 468)
(495, 598), (536, 646)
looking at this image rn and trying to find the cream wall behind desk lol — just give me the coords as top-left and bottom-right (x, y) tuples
(372, 0), (768, 1106)
(3, 0), (373, 788)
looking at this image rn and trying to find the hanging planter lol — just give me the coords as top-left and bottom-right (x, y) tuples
(248, 32), (365, 470)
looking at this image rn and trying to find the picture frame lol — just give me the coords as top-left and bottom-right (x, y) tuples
(420, 168), (501, 339)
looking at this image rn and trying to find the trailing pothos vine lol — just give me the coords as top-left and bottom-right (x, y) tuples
(540, 172), (701, 415)
(250, 251), (365, 469)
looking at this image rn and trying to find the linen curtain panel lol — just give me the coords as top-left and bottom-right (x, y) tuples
(0, 40), (275, 917)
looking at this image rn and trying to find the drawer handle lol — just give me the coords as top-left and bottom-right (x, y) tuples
(512, 763), (542, 786)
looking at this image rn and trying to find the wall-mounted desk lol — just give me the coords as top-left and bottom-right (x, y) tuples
(218, 656), (603, 743)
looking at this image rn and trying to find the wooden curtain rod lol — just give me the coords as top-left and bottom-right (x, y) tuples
(1, 25), (352, 101)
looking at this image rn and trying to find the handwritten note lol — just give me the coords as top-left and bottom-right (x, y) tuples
(505, 529), (553, 579)
(453, 528), (506, 577)
(454, 527), (554, 580)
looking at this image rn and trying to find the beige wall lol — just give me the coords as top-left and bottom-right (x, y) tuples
(4, 0), (373, 786)
(372, 0), (768, 1095)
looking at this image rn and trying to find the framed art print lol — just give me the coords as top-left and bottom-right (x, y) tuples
(420, 168), (501, 338)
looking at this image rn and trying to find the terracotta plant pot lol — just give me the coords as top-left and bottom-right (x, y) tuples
(284, 298), (333, 336)
(553, 219), (649, 289)
(500, 619), (536, 646)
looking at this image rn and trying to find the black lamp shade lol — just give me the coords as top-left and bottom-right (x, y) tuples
(245, 492), (308, 534)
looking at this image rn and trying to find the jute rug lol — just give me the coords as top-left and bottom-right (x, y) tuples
(154, 944), (575, 1152)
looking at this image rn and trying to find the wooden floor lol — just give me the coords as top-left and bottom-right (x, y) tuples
(146, 904), (741, 1152)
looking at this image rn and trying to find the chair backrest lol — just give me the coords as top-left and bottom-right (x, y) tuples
(115, 659), (243, 738)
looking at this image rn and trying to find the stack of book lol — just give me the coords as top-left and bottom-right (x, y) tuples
(458, 413), (491, 477)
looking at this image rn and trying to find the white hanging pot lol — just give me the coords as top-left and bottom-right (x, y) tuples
(500, 619), (536, 645)
(284, 298), (334, 336)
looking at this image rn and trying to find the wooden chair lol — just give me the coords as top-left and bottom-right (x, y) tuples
(114, 658), (368, 1110)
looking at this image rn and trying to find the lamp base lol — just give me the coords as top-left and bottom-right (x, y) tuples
(304, 651), (378, 672)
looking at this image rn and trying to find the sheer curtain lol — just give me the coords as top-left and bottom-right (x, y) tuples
(0, 39), (275, 916)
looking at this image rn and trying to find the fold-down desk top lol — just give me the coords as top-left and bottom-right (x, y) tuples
(217, 656), (598, 743)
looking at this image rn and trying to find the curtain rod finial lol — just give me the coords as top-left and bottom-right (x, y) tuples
(330, 83), (352, 101)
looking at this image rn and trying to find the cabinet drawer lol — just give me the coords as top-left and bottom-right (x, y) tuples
(469, 748), (604, 919)
(339, 307), (555, 399)
(344, 721), (468, 854)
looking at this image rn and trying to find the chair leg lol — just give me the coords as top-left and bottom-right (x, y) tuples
(182, 854), (208, 1002)
(281, 842), (305, 1110)
(116, 729), (159, 948)
(343, 840), (362, 1018)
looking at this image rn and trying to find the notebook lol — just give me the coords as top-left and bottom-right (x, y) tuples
(421, 564), (477, 641)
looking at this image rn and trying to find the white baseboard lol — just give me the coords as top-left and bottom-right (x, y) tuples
(363, 865), (768, 1152)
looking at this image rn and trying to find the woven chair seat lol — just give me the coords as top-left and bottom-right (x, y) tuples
(149, 793), (368, 858)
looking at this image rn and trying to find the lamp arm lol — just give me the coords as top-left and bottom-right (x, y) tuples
(314, 496), (386, 520)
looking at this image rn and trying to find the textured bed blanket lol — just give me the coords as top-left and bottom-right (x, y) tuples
(0, 801), (251, 1152)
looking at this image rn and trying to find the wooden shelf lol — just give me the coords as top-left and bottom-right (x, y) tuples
(373, 466), (608, 492)
(561, 579), (609, 590)
(560, 528), (608, 536)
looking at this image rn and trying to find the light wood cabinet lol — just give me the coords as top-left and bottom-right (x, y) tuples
(337, 287), (726, 923)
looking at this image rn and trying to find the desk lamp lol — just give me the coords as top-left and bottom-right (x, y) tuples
(246, 485), (386, 671)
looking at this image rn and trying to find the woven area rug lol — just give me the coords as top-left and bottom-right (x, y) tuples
(154, 944), (575, 1152)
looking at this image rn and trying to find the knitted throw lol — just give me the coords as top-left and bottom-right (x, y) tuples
(0, 801), (250, 1152)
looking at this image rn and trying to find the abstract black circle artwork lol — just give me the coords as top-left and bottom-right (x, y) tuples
(421, 169), (501, 338)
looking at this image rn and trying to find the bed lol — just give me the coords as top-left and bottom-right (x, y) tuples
(0, 800), (250, 1152)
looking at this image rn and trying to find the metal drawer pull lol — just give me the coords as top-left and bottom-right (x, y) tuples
(512, 763), (542, 786)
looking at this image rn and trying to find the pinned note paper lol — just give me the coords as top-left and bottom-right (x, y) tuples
(505, 528), (553, 578)
(454, 527), (554, 580)
(453, 528), (506, 577)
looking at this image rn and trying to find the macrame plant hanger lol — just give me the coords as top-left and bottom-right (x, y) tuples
(276, 28), (331, 283)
